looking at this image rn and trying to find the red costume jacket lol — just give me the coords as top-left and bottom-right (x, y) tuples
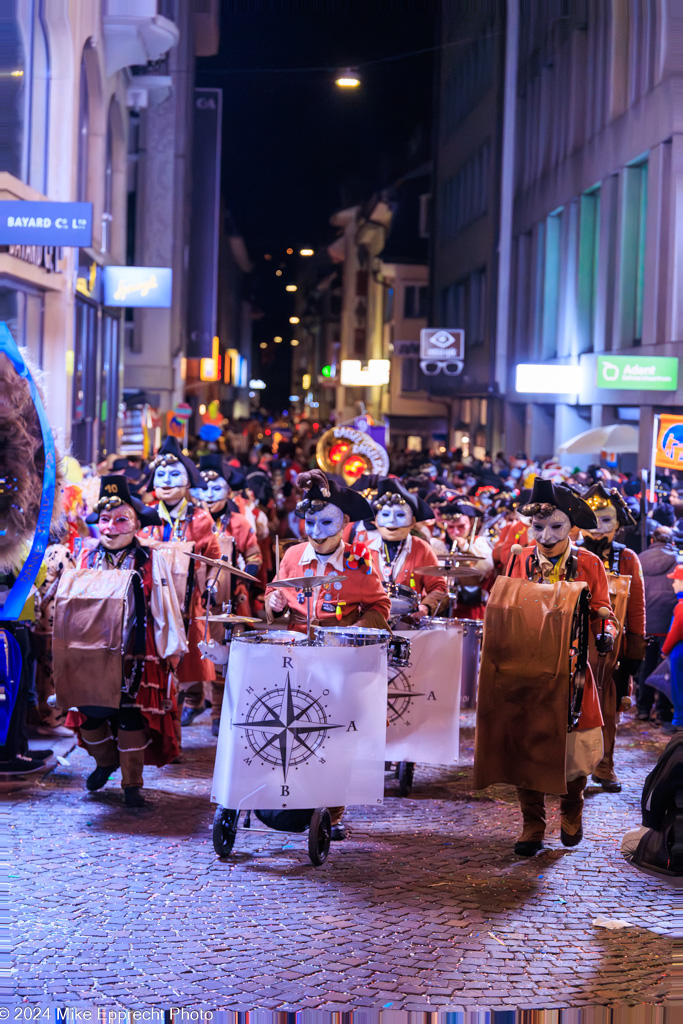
(508, 543), (615, 730)
(493, 520), (530, 572)
(266, 540), (391, 632)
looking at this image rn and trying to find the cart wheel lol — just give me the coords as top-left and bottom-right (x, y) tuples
(308, 807), (331, 866)
(212, 806), (239, 857)
(398, 761), (415, 797)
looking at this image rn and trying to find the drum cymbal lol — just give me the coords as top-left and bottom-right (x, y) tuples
(419, 565), (483, 582)
(268, 572), (346, 590)
(437, 553), (483, 564)
(206, 614), (261, 625)
(188, 552), (262, 585)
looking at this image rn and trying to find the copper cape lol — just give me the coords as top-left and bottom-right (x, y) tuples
(473, 576), (588, 794)
(53, 567), (141, 710)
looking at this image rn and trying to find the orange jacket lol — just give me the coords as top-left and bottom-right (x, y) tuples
(493, 520), (530, 571)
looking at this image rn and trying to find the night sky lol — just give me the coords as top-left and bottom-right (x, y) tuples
(196, 5), (438, 411)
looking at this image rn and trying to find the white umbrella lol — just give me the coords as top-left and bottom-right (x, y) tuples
(557, 424), (639, 455)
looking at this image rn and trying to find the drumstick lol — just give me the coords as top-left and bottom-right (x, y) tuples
(508, 543), (523, 577)
(275, 535), (280, 578)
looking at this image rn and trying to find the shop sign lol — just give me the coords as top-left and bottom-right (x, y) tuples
(5, 244), (64, 274)
(419, 329), (464, 377)
(597, 354), (678, 391)
(0, 201), (92, 246)
(103, 266), (172, 307)
(655, 414), (683, 469)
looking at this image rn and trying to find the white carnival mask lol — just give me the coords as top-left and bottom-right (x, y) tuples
(376, 502), (415, 534)
(305, 504), (344, 543)
(193, 476), (229, 512)
(586, 505), (618, 539)
(529, 508), (572, 549)
(154, 462), (190, 504)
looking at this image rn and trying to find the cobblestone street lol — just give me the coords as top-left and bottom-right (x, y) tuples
(10, 712), (672, 1012)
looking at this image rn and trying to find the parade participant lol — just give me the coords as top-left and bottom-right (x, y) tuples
(193, 455), (262, 736)
(60, 476), (187, 806)
(474, 478), (616, 856)
(430, 496), (493, 619)
(660, 564), (683, 732)
(367, 480), (447, 619)
(582, 482), (647, 791)
(141, 437), (221, 727)
(265, 469), (391, 841)
(266, 469), (391, 633)
(29, 536), (75, 736)
(491, 491), (531, 573)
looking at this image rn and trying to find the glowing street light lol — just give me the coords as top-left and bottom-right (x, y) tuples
(259, 342), (267, 349)
(300, 249), (314, 257)
(335, 68), (360, 89)
(285, 284), (297, 292)
(290, 339), (300, 347)
(274, 336), (282, 343)
(289, 316), (300, 324)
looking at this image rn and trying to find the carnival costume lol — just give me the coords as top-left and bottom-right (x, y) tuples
(474, 478), (616, 856)
(582, 482), (646, 791)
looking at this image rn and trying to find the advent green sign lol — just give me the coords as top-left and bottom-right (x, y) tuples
(596, 354), (678, 391)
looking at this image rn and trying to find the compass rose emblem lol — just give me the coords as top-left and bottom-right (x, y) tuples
(233, 673), (342, 781)
(387, 665), (425, 726)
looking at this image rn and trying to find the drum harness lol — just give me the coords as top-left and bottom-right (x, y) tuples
(88, 544), (148, 699)
(522, 546), (591, 733)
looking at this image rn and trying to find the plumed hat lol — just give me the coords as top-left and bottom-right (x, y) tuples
(519, 477), (596, 531)
(295, 469), (373, 522)
(372, 478), (434, 522)
(198, 454), (247, 491)
(86, 475), (161, 527)
(147, 436), (202, 489)
(583, 481), (636, 528)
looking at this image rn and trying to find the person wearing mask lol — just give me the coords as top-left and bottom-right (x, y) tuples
(637, 526), (677, 725)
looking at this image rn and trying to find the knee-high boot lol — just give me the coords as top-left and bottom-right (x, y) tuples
(516, 788), (546, 842)
(560, 775), (586, 845)
(117, 728), (149, 789)
(80, 722), (119, 770)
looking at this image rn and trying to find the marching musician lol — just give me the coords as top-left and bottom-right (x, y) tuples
(368, 479), (447, 619)
(475, 478), (616, 856)
(64, 476), (187, 807)
(430, 496), (492, 620)
(192, 455), (262, 735)
(491, 491), (531, 574)
(581, 482), (646, 792)
(265, 469), (391, 842)
(140, 437), (221, 728)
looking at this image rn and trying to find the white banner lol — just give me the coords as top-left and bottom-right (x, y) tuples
(385, 627), (462, 765)
(212, 638), (387, 809)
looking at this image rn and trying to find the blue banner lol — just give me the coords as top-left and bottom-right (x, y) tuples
(103, 266), (173, 308)
(0, 323), (56, 622)
(0, 200), (93, 246)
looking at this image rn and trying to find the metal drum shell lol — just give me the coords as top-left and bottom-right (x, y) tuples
(385, 583), (419, 620)
(235, 630), (304, 646)
(312, 625), (391, 648)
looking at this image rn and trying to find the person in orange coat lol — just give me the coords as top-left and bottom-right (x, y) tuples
(506, 479), (616, 856)
(491, 491), (531, 573)
(364, 479), (447, 620)
(266, 469), (391, 634)
(581, 482), (647, 791)
(139, 437), (221, 729)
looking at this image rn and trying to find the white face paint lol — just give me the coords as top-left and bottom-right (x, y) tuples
(586, 505), (618, 540)
(193, 476), (229, 514)
(376, 502), (415, 541)
(305, 504), (345, 554)
(529, 508), (572, 551)
(153, 462), (190, 505)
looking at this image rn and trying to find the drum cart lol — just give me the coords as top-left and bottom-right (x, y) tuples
(212, 805), (332, 865)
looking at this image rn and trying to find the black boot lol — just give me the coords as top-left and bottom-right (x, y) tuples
(86, 764), (119, 791)
(124, 786), (145, 808)
(514, 840), (544, 857)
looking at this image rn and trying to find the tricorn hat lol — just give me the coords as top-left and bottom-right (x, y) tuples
(86, 475), (161, 527)
(295, 469), (373, 522)
(372, 478), (434, 522)
(146, 436), (202, 489)
(520, 478), (596, 530)
(198, 454), (247, 491)
(583, 481), (636, 528)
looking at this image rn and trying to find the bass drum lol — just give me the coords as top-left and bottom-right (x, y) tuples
(419, 617), (483, 709)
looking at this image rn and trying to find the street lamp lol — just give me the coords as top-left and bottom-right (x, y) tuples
(335, 68), (360, 89)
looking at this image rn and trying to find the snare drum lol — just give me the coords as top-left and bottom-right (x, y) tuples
(237, 630), (304, 646)
(419, 617), (482, 709)
(313, 626), (411, 667)
(385, 583), (419, 622)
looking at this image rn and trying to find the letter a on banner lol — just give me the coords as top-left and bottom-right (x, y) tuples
(655, 414), (683, 470)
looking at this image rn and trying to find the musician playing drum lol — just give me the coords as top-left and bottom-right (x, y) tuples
(581, 482), (646, 793)
(63, 476), (188, 807)
(368, 479), (447, 620)
(475, 478), (616, 856)
(140, 437), (221, 728)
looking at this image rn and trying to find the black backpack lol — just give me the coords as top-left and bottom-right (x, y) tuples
(631, 735), (683, 879)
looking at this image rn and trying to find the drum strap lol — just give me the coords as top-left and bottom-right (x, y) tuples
(124, 571), (147, 699)
(568, 588), (590, 731)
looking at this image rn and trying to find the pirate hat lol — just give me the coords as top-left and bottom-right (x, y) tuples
(520, 477), (596, 531)
(198, 454), (247, 491)
(373, 478), (434, 522)
(147, 436), (202, 489)
(86, 475), (161, 527)
(296, 469), (373, 522)
(583, 481), (636, 528)
(426, 493), (477, 519)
